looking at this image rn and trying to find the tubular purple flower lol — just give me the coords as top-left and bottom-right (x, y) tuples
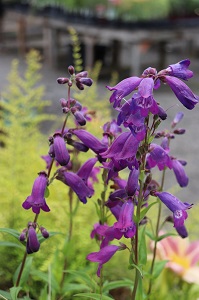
(155, 192), (193, 228)
(71, 129), (107, 154)
(126, 168), (139, 196)
(106, 76), (143, 108)
(147, 144), (173, 171)
(56, 170), (94, 204)
(102, 131), (139, 160)
(114, 200), (136, 238)
(176, 225), (188, 238)
(164, 76), (199, 109)
(77, 157), (98, 183)
(22, 171), (50, 214)
(172, 159), (189, 187)
(26, 225), (40, 254)
(87, 245), (120, 277)
(53, 133), (70, 166)
(165, 59), (193, 80)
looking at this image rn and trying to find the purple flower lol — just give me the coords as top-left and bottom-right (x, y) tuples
(172, 159), (189, 187)
(131, 78), (159, 117)
(106, 76), (142, 108)
(71, 129), (107, 154)
(155, 192), (193, 228)
(102, 131), (139, 160)
(165, 59), (193, 80)
(114, 200), (136, 238)
(26, 224), (40, 254)
(56, 169), (94, 204)
(87, 245), (120, 277)
(164, 76), (199, 110)
(51, 133), (70, 166)
(146, 144), (173, 171)
(22, 172), (50, 214)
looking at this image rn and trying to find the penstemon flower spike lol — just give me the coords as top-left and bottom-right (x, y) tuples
(14, 59), (198, 299)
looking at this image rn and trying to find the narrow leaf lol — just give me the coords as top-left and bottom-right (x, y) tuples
(74, 293), (113, 300)
(10, 287), (22, 300)
(0, 241), (24, 250)
(13, 257), (33, 287)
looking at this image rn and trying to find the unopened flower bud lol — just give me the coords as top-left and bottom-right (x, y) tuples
(27, 225), (40, 254)
(76, 71), (88, 78)
(157, 106), (167, 120)
(79, 77), (93, 87)
(173, 128), (186, 135)
(76, 81), (84, 90)
(62, 107), (70, 114)
(73, 111), (87, 126)
(57, 77), (69, 84)
(68, 65), (75, 75)
(19, 228), (28, 241)
(40, 226), (49, 238)
(60, 98), (68, 107)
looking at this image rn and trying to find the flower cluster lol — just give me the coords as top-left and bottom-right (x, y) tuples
(20, 59), (198, 288)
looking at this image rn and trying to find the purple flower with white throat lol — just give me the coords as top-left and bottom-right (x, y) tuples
(155, 191), (193, 229)
(22, 171), (50, 214)
(106, 76), (142, 108)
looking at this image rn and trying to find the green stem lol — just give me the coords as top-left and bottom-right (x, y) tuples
(147, 167), (166, 298)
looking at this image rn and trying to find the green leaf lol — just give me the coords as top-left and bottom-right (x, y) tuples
(103, 279), (133, 293)
(157, 232), (177, 242)
(152, 260), (168, 279)
(0, 241), (24, 250)
(10, 287), (22, 300)
(65, 270), (97, 291)
(62, 283), (91, 294)
(13, 257), (33, 287)
(130, 264), (143, 278)
(0, 228), (21, 240)
(74, 293), (114, 300)
(0, 289), (12, 300)
(135, 272), (145, 300)
(148, 135), (154, 144)
(138, 227), (147, 266)
(30, 269), (60, 292)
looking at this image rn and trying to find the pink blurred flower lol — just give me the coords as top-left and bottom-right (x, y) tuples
(155, 234), (199, 284)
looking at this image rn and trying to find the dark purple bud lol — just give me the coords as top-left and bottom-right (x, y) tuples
(173, 128), (186, 135)
(40, 226), (49, 238)
(76, 81), (84, 90)
(79, 77), (93, 87)
(27, 225), (40, 254)
(48, 144), (55, 158)
(157, 105), (167, 120)
(19, 228), (28, 242)
(57, 77), (69, 84)
(53, 133), (70, 166)
(70, 141), (89, 152)
(73, 111), (87, 126)
(172, 159), (189, 187)
(62, 107), (70, 114)
(60, 98), (68, 107)
(68, 65), (75, 75)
